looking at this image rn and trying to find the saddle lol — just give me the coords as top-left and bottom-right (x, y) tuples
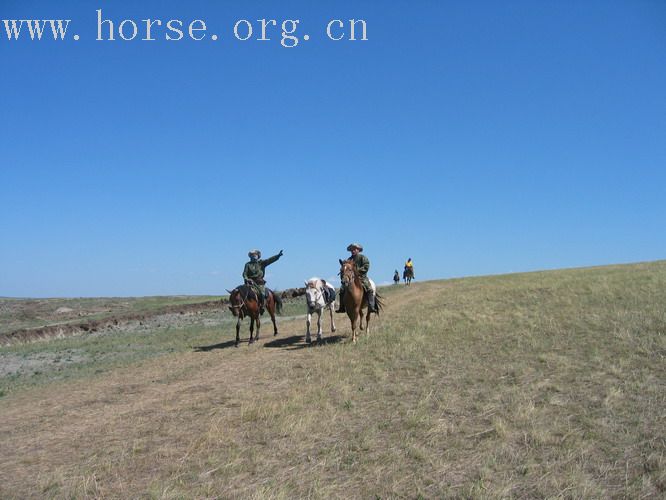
(241, 281), (272, 308)
(323, 287), (336, 304)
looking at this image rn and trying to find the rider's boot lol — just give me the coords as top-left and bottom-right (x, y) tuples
(366, 289), (377, 313)
(335, 290), (346, 313)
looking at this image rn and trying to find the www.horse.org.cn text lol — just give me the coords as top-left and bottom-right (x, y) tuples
(2, 10), (369, 48)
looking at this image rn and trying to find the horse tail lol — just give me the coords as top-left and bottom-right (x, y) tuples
(273, 291), (283, 315)
(375, 291), (384, 315)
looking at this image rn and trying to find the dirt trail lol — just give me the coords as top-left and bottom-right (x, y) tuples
(0, 285), (420, 496)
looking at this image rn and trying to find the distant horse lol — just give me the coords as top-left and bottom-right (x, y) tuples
(393, 271), (400, 285)
(403, 266), (414, 285)
(339, 259), (383, 344)
(304, 278), (336, 344)
(227, 284), (282, 347)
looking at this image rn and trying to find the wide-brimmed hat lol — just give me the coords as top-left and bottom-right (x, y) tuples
(248, 249), (261, 258)
(346, 243), (363, 251)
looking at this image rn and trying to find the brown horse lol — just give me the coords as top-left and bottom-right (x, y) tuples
(227, 285), (282, 347)
(403, 266), (414, 285)
(339, 259), (383, 344)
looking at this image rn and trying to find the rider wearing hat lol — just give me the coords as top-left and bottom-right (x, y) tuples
(336, 243), (377, 313)
(243, 249), (283, 312)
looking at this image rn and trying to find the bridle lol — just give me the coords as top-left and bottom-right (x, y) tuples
(306, 285), (324, 311)
(339, 261), (357, 287)
(229, 286), (256, 316)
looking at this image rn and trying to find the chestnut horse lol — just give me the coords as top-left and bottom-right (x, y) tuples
(227, 285), (282, 347)
(338, 259), (383, 344)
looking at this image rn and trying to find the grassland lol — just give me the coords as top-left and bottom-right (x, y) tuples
(0, 261), (664, 498)
(0, 295), (223, 335)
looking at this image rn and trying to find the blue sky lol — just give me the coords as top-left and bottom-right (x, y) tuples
(1, 0), (664, 297)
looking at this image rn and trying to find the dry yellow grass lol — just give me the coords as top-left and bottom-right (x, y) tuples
(1, 261), (664, 498)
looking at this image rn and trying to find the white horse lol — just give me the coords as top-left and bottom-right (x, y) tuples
(304, 277), (337, 343)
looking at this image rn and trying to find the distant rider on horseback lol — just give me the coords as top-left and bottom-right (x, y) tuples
(404, 258), (414, 279)
(336, 243), (377, 313)
(243, 249), (283, 313)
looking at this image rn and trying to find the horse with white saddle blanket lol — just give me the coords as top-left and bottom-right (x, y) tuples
(304, 277), (337, 344)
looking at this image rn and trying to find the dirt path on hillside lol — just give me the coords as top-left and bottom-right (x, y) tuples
(0, 285), (424, 497)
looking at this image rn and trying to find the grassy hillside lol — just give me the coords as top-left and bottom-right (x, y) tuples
(0, 261), (664, 498)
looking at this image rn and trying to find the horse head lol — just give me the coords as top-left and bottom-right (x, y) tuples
(304, 278), (325, 310)
(339, 259), (357, 288)
(227, 287), (244, 318)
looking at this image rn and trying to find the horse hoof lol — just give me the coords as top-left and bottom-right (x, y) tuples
(332, 327), (336, 333)
(274, 331), (279, 336)
(305, 337), (312, 344)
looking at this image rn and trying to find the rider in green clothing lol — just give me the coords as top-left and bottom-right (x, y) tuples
(243, 249), (283, 312)
(336, 243), (377, 313)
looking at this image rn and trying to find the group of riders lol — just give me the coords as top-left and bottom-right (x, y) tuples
(394, 258), (414, 284)
(241, 243), (409, 315)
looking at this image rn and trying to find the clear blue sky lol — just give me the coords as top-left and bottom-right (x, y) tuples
(1, 0), (664, 297)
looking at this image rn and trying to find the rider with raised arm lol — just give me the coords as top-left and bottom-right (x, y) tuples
(243, 249), (283, 313)
(336, 242), (377, 313)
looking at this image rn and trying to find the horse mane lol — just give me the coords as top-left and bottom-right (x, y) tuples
(340, 259), (363, 285)
(228, 284), (259, 304)
(306, 277), (323, 289)
(339, 258), (356, 274)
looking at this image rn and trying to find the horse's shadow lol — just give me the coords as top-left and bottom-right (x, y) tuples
(263, 334), (345, 350)
(192, 339), (239, 351)
(193, 334), (345, 353)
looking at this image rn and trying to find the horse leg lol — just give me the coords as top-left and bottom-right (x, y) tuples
(306, 311), (312, 344)
(249, 317), (255, 344)
(359, 300), (365, 331)
(255, 316), (261, 342)
(329, 304), (336, 333)
(235, 317), (241, 347)
(316, 310), (322, 342)
(365, 308), (372, 336)
(265, 294), (278, 336)
(269, 308), (278, 336)
(351, 310), (360, 344)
